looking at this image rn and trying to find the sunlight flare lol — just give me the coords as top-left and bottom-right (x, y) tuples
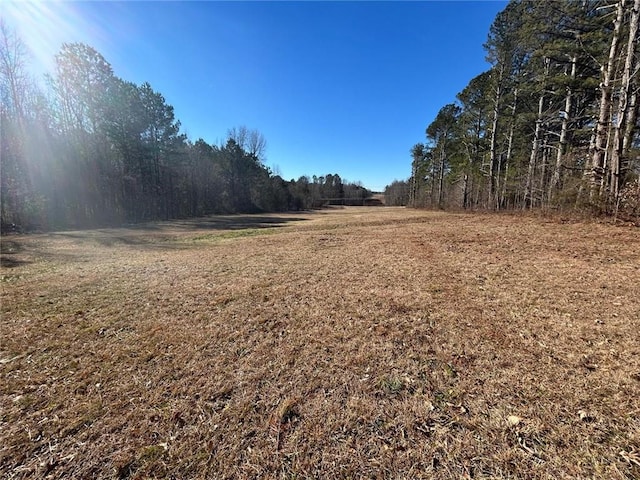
(2, 1), (109, 75)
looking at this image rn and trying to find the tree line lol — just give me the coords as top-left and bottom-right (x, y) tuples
(406, 0), (639, 218)
(0, 24), (371, 232)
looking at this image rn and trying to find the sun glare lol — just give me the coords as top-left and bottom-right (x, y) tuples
(1, 1), (108, 76)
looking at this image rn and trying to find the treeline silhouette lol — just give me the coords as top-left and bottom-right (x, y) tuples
(0, 31), (371, 232)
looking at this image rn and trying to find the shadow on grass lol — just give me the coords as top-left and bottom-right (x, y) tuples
(3, 213), (314, 269)
(0, 240), (31, 268)
(47, 214), (310, 249)
(1, 240), (23, 254)
(136, 215), (309, 232)
(0, 256), (31, 268)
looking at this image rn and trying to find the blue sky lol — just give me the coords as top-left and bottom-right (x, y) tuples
(4, 1), (507, 191)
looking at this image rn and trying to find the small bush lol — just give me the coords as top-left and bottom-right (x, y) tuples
(618, 178), (640, 224)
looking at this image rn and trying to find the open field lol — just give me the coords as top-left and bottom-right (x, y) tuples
(1, 207), (639, 479)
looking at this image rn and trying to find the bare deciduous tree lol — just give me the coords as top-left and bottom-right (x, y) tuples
(227, 125), (267, 161)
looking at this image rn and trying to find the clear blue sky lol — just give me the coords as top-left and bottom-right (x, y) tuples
(4, 1), (507, 192)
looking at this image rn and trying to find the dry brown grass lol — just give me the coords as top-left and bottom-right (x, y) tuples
(1, 207), (639, 479)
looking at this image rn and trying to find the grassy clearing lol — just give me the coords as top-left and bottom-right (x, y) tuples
(1, 207), (639, 479)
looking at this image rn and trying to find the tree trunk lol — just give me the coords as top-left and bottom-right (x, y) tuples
(462, 172), (469, 209)
(438, 146), (446, 208)
(524, 91), (545, 209)
(488, 65), (504, 210)
(501, 85), (518, 209)
(430, 161), (436, 206)
(540, 134), (550, 208)
(549, 56), (577, 203)
(410, 159), (418, 207)
(622, 89), (638, 154)
(609, 0), (639, 201)
(589, 0), (626, 199)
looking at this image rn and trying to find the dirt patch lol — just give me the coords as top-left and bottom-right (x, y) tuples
(1, 208), (639, 479)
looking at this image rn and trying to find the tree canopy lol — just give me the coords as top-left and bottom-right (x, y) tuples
(0, 26), (371, 231)
(406, 0), (639, 219)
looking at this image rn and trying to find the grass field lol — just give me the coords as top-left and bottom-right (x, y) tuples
(1, 207), (639, 479)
